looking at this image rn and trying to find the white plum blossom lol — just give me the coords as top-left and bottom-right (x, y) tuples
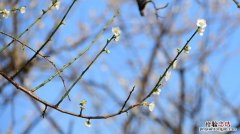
(153, 88), (161, 95)
(1, 9), (10, 18)
(53, 1), (61, 10)
(20, 6), (26, 14)
(197, 19), (207, 28)
(184, 45), (191, 54)
(85, 119), (91, 127)
(112, 27), (121, 42)
(196, 19), (207, 36)
(165, 71), (171, 81)
(148, 102), (155, 112)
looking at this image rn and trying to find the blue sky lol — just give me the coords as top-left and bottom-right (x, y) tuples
(1, 0), (240, 133)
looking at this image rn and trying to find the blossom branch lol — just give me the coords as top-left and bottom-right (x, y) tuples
(0, 3), (55, 53)
(32, 12), (118, 92)
(0, 27), (200, 120)
(119, 86), (136, 113)
(142, 28), (199, 102)
(55, 35), (115, 107)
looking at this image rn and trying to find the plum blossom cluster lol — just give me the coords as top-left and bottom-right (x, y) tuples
(184, 19), (207, 54)
(0, 6), (26, 19)
(112, 27), (121, 42)
(141, 19), (207, 114)
(197, 19), (207, 36)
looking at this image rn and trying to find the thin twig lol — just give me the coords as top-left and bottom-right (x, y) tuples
(0, 3), (55, 53)
(32, 12), (118, 92)
(141, 28), (199, 102)
(233, 0), (240, 8)
(147, 0), (168, 18)
(119, 86), (135, 113)
(0, 31), (70, 100)
(55, 36), (115, 107)
(42, 105), (47, 118)
(10, 0), (78, 79)
(0, 31), (47, 58)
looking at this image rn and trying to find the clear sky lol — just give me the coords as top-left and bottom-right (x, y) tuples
(0, 0), (240, 133)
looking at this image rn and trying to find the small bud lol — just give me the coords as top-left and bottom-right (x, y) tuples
(184, 45), (191, 54)
(142, 101), (148, 107)
(61, 21), (66, 25)
(80, 100), (87, 109)
(105, 49), (110, 54)
(85, 119), (91, 127)
(177, 48), (181, 53)
(153, 88), (161, 95)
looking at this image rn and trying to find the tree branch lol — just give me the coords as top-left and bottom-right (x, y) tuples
(0, 28), (199, 120)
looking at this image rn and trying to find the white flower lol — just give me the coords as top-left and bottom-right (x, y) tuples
(153, 88), (161, 95)
(20, 6), (26, 14)
(53, 1), (61, 10)
(184, 45), (191, 54)
(148, 102), (155, 112)
(112, 27), (121, 42)
(165, 71), (171, 81)
(85, 119), (91, 127)
(197, 19), (207, 28)
(1, 9), (10, 18)
(173, 60), (177, 69)
(196, 19), (207, 36)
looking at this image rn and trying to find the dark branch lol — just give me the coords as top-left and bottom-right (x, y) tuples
(233, 0), (240, 8)
(136, 0), (168, 18)
(119, 86), (136, 113)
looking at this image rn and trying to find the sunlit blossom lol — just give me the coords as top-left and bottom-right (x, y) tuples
(1, 9), (10, 18)
(148, 102), (155, 112)
(112, 27), (121, 42)
(197, 19), (207, 36)
(20, 6), (26, 14)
